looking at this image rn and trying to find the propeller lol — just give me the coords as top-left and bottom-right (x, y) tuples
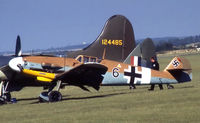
(9, 35), (24, 72)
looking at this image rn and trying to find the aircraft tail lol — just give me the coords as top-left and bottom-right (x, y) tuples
(123, 38), (156, 68)
(67, 15), (135, 62)
(164, 57), (192, 82)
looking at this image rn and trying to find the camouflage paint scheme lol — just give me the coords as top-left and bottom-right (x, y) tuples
(21, 55), (192, 87)
(67, 15), (135, 62)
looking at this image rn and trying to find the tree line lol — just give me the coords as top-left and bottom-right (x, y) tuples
(155, 34), (200, 51)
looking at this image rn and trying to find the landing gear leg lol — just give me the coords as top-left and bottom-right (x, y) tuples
(0, 81), (11, 104)
(0, 81), (5, 104)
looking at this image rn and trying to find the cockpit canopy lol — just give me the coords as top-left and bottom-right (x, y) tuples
(75, 55), (100, 63)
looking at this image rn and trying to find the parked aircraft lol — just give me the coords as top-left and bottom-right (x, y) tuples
(0, 34), (192, 103)
(7, 53), (192, 103)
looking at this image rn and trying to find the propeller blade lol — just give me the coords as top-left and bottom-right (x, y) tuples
(15, 35), (22, 57)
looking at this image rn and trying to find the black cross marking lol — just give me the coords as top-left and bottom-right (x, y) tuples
(124, 66), (142, 86)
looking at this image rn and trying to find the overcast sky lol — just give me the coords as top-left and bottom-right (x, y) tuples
(0, 0), (200, 52)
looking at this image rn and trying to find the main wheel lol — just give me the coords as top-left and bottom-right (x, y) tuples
(48, 91), (62, 102)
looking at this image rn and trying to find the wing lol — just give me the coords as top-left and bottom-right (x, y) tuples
(55, 63), (108, 91)
(8, 57), (108, 91)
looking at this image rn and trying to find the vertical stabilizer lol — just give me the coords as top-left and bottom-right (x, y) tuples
(67, 15), (135, 62)
(123, 38), (156, 67)
(164, 57), (192, 82)
(164, 57), (191, 71)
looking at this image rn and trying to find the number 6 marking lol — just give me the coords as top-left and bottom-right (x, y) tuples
(112, 67), (120, 78)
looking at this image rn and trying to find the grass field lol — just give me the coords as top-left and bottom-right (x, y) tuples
(0, 54), (200, 123)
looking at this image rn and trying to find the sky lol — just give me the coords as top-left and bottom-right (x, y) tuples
(0, 0), (200, 52)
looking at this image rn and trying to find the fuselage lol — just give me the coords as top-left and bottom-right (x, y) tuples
(20, 55), (190, 87)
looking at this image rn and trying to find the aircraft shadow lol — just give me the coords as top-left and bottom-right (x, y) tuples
(16, 94), (71, 102)
(17, 97), (38, 101)
(62, 92), (131, 101)
(11, 85), (194, 105)
(28, 91), (132, 104)
(175, 85), (194, 89)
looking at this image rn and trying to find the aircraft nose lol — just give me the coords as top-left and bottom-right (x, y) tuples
(9, 57), (24, 72)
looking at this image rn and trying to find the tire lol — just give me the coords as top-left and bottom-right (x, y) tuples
(48, 91), (62, 102)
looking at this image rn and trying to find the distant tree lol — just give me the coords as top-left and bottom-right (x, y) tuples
(156, 42), (173, 51)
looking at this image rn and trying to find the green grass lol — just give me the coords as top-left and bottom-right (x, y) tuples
(0, 54), (200, 123)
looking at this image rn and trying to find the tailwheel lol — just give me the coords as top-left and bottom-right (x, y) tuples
(48, 91), (62, 102)
(167, 84), (174, 89)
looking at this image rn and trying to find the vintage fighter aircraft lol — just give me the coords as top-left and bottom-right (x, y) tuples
(1, 36), (192, 103)
(7, 52), (192, 103)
